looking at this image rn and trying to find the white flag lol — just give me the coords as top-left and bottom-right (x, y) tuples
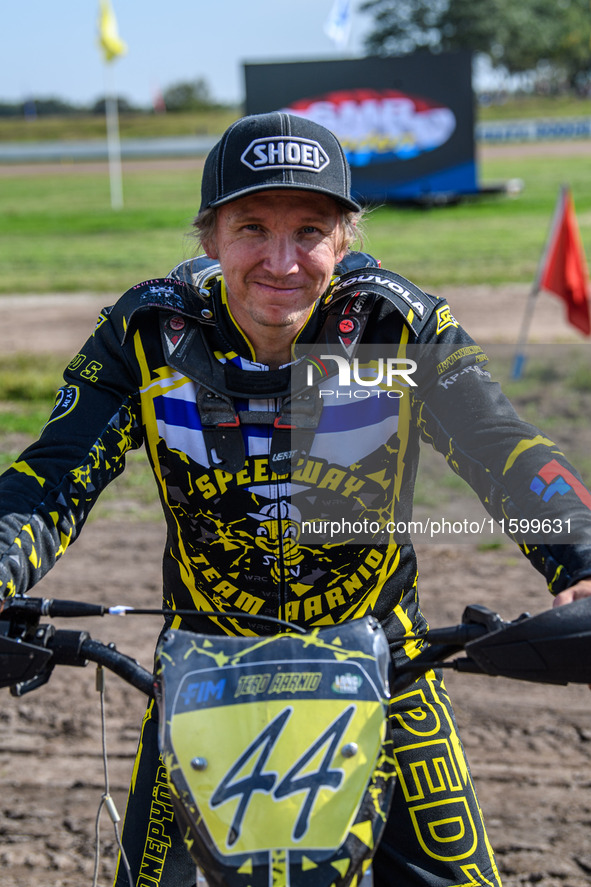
(324, 0), (352, 48)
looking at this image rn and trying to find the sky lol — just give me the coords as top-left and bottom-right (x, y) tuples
(2, 0), (371, 108)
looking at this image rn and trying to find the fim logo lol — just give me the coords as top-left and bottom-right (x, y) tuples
(180, 678), (226, 708)
(332, 673), (363, 695)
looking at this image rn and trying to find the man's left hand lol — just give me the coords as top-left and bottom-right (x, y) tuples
(553, 579), (591, 690)
(553, 578), (591, 607)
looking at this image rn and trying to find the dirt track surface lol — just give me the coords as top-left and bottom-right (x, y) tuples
(1, 284), (590, 886)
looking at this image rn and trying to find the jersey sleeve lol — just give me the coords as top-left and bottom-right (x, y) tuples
(0, 299), (144, 600)
(414, 300), (591, 594)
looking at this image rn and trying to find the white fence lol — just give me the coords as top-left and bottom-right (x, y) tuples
(1, 117), (590, 163)
(476, 116), (591, 143)
(0, 135), (218, 163)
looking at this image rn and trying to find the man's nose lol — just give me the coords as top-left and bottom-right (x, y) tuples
(262, 235), (299, 276)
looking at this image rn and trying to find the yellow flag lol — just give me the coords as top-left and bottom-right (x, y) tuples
(98, 0), (127, 62)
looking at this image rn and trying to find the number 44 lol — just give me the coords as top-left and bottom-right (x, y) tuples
(210, 705), (356, 846)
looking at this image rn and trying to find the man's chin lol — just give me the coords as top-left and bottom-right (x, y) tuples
(254, 307), (311, 329)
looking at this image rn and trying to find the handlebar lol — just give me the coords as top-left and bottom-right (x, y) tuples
(2, 595), (591, 698)
(76, 636), (155, 697)
(0, 598), (156, 697)
(391, 597), (591, 694)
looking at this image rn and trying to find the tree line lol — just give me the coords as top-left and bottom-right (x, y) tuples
(361, 0), (591, 93)
(0, 78), (229, 118)
(5, 5), (591, 122)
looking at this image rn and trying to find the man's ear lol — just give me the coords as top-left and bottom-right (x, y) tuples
(202, 238), (219, 260)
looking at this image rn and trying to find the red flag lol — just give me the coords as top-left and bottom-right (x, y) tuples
(537, 187), (591, 335)
(152, 86), (166, 114)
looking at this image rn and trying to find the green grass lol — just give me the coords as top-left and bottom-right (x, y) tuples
(1, 94), (590, 294)
(0, 96), (589, 142)
(0, 168), (203, 293)
(1, 150), (590, 294)
(0, 108), (241, 142)
(477, 94), (591, 121)
(482, 344), (591, 482)
(0, 353), (66, 400)
(0, 353), (160, 519)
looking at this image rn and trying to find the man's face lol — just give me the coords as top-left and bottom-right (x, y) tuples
(203, 190), (347, 343)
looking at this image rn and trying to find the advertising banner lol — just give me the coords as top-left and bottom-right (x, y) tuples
(244, 52), (477, 204)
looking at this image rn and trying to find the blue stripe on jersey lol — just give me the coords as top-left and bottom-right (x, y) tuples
(154, 396), (201, 430)
(153, 395), (273, 441)
(153, 391), (398, 438)
(317, 395), (399, 433)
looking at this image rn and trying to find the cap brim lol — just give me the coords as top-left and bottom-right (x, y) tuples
(207, 181), (362, 213)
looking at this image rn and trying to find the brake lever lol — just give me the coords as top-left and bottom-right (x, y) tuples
(390, 605), (511, 694)
(7, 623), (57, 697)
(424, 605), (505, 647)
(461, 603), (507, 632)
(10, 662), (56, 697)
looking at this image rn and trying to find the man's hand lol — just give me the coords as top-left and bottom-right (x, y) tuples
(553, 578), (591, 607)
(553, 579), (591, 690)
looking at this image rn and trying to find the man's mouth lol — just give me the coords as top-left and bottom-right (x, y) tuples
(254, 280), (302, 292)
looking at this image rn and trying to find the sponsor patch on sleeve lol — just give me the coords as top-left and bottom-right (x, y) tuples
(435, 303), (459, 335)
(43, 385), (80, 428)
(436, 345), (487, 375)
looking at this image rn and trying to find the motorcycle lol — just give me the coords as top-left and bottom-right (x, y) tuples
(1, 594), (591, 887)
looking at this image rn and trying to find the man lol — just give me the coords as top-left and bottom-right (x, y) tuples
(1, 112), (591, 886)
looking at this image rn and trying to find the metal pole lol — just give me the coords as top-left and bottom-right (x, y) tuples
(511, 285), (538, 379)
(512, 187), (567, 379)
(104, 63), (123, 210)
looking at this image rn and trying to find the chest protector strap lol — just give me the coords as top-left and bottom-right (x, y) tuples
(161, 289), (381, 474)
(194, 383), (323, 475)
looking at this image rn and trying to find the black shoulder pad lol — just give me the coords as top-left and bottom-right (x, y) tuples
(327, 267), (438, 336)
(168, 256), (222, 289)
(333, 250), (380, 275)
(118, 278), (216, 343)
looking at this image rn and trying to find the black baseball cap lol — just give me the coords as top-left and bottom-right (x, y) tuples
(199, 112), (361, 212)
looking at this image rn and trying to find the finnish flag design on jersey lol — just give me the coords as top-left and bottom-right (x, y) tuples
(150, 359), (401, 472)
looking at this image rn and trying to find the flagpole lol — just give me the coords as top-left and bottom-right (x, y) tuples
(104, 62), (123, 210)
(511, 186), (567, 379)
(97, 0), (126, 210)
(511, 284), (538, 379)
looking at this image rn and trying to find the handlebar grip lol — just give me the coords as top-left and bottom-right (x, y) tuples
(426, 623), (489, 645)
(48, 630), (91, 667)
(45, 600), (106, 618)
(79, 638), (155, 697)
(1, 598), (107, 621)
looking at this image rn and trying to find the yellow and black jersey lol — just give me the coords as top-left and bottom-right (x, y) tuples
(2, 261), (591, 658)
